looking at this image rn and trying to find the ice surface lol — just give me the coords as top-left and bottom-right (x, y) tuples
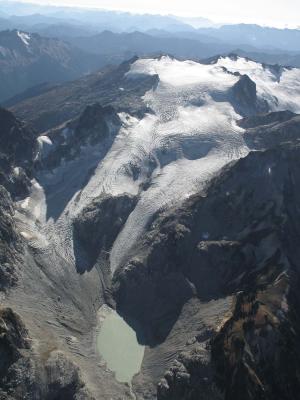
(17, 56), (300, 275)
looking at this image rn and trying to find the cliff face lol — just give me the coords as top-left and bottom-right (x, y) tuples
(0, 107), (36, 199)
(0, 107), (36, 291)
(0, 307), (94, 400)
(0, 187), (20, 290)
(73, 193), (137, 272)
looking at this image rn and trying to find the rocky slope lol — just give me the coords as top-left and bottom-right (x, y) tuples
(1, 55), (300, 399)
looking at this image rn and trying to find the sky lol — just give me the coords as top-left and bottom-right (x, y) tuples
(7, 0), (300, 28)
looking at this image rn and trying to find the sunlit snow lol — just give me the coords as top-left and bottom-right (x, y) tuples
(17, 31), (31, 46)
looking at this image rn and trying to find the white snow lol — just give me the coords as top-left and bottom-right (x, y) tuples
(17, 31), (31, 46)
(14, 167), (20, 177)
(38, 135), (52, 146)
(16, 55), (300, 275)
(128, 57), (237, 88)
(217, 56), (300, 113)
(36, 135), (53, 160)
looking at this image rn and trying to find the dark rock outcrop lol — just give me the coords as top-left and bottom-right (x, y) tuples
(0, 107), (36, 168)
(45, 351), (95, 400)
(231, 74), (269, 116)
(40, 103), (121, 170)
(241, 112), (300, 150)
(238, 110), (296, 129)
(0, 307), (94, 400)
(0, 107), (37, 198)
(73, 193), (137, 272)
(0, 307), (29, 379)
(0, 186), (20, 290)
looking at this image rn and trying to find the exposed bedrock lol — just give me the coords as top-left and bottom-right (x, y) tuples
(73, 193), (137, 273)
(238, 110), (296, 129)
(0, 107), (37, 199)
(0, 307), (94, 400)
(0, 108), (37, 170)
(211, 273), (300, 400)
(230, 74), (269, 117)
(241, 112), (300, 150)
(39, 103), (121, 170)
(0, 187), (22, 291)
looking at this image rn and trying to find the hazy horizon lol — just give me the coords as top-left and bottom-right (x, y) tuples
(4, 0), (300, 28)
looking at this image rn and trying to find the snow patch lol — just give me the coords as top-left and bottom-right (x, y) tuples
(37, 135), (53, 160)
(17, 31), (31, 46)
(14, 167), (20, 177)
(38, 135), (52, 146)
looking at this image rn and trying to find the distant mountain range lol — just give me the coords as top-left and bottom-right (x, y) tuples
(67, 30), (235, 61)
(0, 1), (196, 34)
(197, 24), (300, 52)
(1, 1), (300, 51)
(65, 30), (300, 69)
(0, 29), (105, 103)
(1, 1), (300, 105)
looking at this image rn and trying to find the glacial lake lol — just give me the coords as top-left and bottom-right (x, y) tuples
(97, 306), (145, 383)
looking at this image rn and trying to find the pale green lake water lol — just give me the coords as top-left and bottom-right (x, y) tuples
(97, 306), (145, 383)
